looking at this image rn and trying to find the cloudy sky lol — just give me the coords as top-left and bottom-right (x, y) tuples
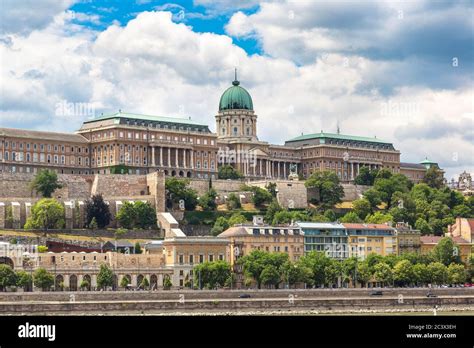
(0, 0), (472, 179)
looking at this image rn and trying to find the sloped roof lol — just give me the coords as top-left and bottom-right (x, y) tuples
(343, 223), (394, 230)
(0, 127), (88, 143)
(286, 132), (390, 144)
(420, 235), (470, 244)
(83, 112), (207, 127)
(218, 226), (250, 237)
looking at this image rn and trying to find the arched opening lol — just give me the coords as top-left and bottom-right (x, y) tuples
(150, 274), (158, 290)
(0, 257), (14, 268)
(179, 170), (184, 177)
(55, 275), (64, 291)
(186, 171), (192, 178)
(164, 170), (169, 176)
(171, 170), (176, 177)
(113, 275), (118, 290)
(137, 274), (144, 289)
(121, 274), (131, 289)
(69, 274), (78, 291)
(82, 275), (92, 291)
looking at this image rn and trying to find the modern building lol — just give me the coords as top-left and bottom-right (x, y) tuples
(0, 74), (435, 182)
(297, 222), (348, 259)
(420, 235), (473, 264)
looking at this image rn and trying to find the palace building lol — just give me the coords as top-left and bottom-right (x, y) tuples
(0, 74), (435, 182)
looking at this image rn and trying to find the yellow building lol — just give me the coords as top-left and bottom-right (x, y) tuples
(394, 222), (421, 255)
(420, 235), (472, 264)
(162, 236), (229, 287)
(344, 223), (397, 260)
(447, 217), (474, 243)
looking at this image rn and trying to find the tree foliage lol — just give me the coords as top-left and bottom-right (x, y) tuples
(116, 201), (156, 229)
(30, 169), (63, 197)
(85, 194), (112, 229)
(218, 165), (243, 180)
(0, 265), (17, 291)
(33, 268), (54, 291)
(97, 264), (114, 290)
(305, 171), (344, 208)
(24, 198), (65, 230)
(165, 178), (198, 210)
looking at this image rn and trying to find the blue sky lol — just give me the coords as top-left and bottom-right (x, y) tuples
(0, 0), (473, 179)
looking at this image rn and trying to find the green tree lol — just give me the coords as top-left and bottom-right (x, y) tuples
(415, 218), (431, 234)
(422, 167), (445, 189)
(24, 198), (65, 230)
(432, 237), (461, 266)
(299, 251), (333, 287)
(165, 178), (198, 210)
(33, 268), (54, 291)
(228, 213), (247, 226)
(193, 261), (231, 289)
(264, 199), (283, 223)
(373, 262), (393, 287)
(30, 169), (63, 197)
(96, 264), (114, 290)
(354, 166), (378, 186)
(413, 263), (430, 285)
(352, 199), (372, 220)
(340, 211), (363, 223)
(134, 242), (142, 254)
(249, 187), (273, 208)
(199, 189), (218, 211)
(37, 246), (48, 253)
(365, 211), (393, 224)
(0, 265), (17, 291)
(393, 260), (414, 286)
(218, 164), (243, 179)
(239, 250), (288, 289)
(211, 216), (230, 236)
(226, 193), (242, 210)
(120, 276), (130, 288)
(363, 188), (382, 210)
(80, 279), (90, 290)
(163, 276), (172, 290)
(16, 270), (32, 291)
(85, 194), (112, 229)
(89, 217), (98, 230)
(356, 261), (372, 287)
(373, 174), (412, 208)
(447, 263), (466, 284)
(140, 277), (150, 290)
(116, 201), (157, 229)
(260, 265), (281, 288)
(305, 171), (344, 208)
(265, 182), (278, 197)
(427, 262), (448, 285)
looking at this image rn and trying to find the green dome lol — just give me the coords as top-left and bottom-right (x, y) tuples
(219, 80), (253, 111)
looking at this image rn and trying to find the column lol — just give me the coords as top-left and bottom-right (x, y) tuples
(160, 147), (163, 166)
(356, 163), (360, 177)
(351, 163), (354, 180)
(284, 162), (287, 179)
(183, 149), (187, 168)
(151, 147), (156, 166)
(190, 150), (194, 169)
(176, 148), (179, 167)
(259, 159), (262, 177)
(278, 162), (281, 178)
(168, 148), (171, 167)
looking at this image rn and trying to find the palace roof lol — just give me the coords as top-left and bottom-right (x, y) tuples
(286, 132), (391, 145)
(0, 127), (88, 143)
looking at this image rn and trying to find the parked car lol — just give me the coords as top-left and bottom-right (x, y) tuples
(464, 283), (473, 287)
(426, 292), (438, 298)
(369, 290), (383, 296)
(239, 294), (251, 298)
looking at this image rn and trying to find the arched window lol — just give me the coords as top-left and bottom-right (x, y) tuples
(246, 128), (250, 135)
(233, 127), (238, 135)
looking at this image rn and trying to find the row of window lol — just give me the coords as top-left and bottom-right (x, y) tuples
(0, 152), (89, 166)
(1, 141), (87, 153)
(177, 253), (224, 264)
(93, 131), (215, 145)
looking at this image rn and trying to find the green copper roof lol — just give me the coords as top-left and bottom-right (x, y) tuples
(219, 80), (253, 111)
(83, 112), (207, 127)
(286, 132), (391, 144)
(420, 158), (437, 165)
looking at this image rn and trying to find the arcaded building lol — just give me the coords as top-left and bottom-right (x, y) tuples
(0, 76), (434, 182)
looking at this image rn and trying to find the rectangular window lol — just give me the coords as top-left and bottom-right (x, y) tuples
(199, 254), (204, 263)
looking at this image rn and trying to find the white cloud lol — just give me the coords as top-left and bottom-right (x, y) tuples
(0, 0), (77, 35)
(0, 9), (472, 180)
